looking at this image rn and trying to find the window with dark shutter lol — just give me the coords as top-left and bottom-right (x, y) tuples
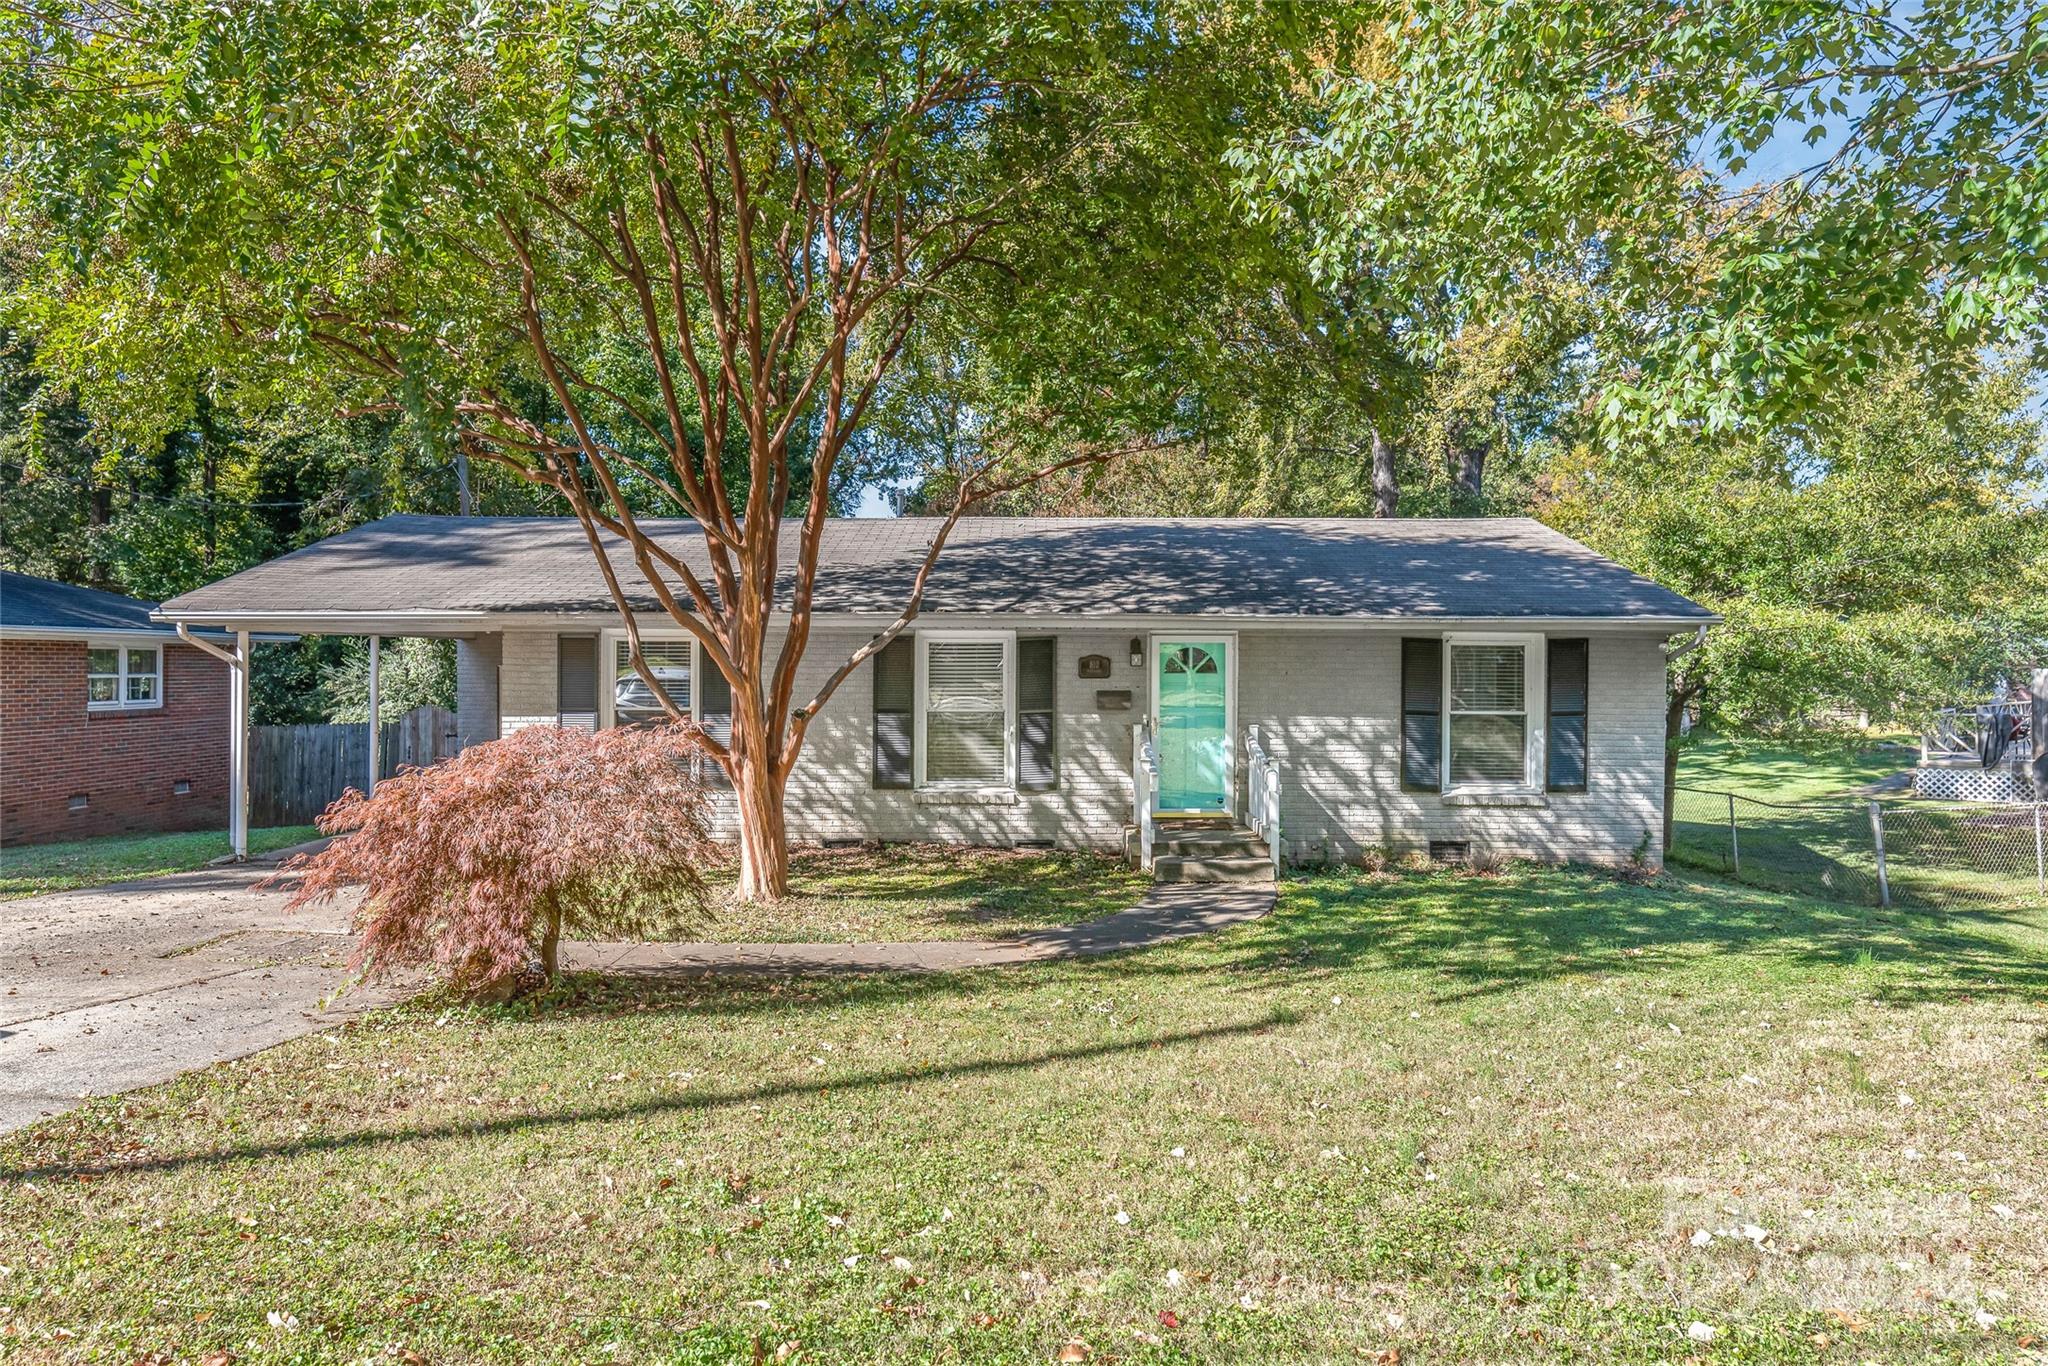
(557, 635), (598, 733)
(1016, 637), (1057, 792)
(871, 635), (914, 789)
(1546, 638), (1590, 792)
(698, 661), (733, 787)
(1400, 638), (1443, 791)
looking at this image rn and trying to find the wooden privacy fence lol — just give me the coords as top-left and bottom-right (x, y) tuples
(250, 705), (459, 827)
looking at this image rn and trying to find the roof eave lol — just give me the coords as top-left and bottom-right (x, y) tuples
(150, 606), (1718, 634)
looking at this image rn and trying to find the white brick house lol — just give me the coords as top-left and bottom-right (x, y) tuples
(157, 516), (1713, 871)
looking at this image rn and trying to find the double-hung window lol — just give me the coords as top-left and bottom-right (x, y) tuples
(610, 637), (691, 728)
(1443, 634), (1544, 791)
(916, 632), (1014, 789)
(87, 643), (162, 712)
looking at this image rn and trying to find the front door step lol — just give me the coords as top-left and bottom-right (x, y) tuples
(1152, 851), (1273, 884)
(1140, 822), (1272, 883)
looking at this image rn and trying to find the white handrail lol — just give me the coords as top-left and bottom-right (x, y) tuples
(1244, 724), (1283, 878)
(1924, 700), (2030, 766)
(1133, 719), (1160, 871)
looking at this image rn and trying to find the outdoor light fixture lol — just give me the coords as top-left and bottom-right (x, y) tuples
(1128, 637), (1144, 668)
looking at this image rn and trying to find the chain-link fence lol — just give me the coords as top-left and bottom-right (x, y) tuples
(1671, 786), (2046, 910)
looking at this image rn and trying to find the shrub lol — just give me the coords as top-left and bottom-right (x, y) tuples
(283, 723), (717, 995)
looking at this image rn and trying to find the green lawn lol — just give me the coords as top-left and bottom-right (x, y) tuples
(5, 862), (2044, 1362)
(696, 844), (1152, 943)
(0, 825), (321, 900)
(1676, 731), (1917, 802)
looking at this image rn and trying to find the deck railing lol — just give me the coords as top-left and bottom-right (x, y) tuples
(1244, 724), (1283, 878)
(1132, 719), (1161, 871)
(1923, 700), (2032, 766)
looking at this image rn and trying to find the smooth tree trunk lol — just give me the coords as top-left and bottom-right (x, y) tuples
(1370, 424), (1398, 518)
(730, 717), (793, 902)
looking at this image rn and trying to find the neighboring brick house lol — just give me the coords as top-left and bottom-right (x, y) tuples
(1, 571), (233, 844)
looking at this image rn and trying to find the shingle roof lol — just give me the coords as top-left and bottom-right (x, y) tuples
(0, 570), (226, 638)
(157, 515), (1714, 624)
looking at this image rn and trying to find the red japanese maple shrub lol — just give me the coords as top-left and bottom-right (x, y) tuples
(284, 723), (717, 995)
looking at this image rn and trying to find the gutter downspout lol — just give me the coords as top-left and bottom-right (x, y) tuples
(177, 622), (251, 861)
(1664, 624), (1709, 664)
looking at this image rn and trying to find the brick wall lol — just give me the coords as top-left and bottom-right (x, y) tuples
(0, 639), (230, 844)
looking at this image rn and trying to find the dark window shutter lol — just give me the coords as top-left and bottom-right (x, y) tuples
(698, 661), (733, 787)
(1546, 638), (1590, 792)
(1400, 638), (1442, 791)
(872, 635), (914, 789)
(557, 635), (598, 733)
(1017, 636), (1057, 792)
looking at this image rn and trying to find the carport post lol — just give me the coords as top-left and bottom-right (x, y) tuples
(229, 629), (250, 860)
(366, 634), (381, 795)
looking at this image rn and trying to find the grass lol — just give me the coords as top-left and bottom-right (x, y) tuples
(1671, 733), (2039, 911)
(693, 844), (1152, 943)
(1676, 731), (1916, 802)
(5, 862), (2045, 1362)
(0, 825), (321, 900)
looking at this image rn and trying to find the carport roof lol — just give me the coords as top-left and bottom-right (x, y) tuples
(155, 514), (1716, 629)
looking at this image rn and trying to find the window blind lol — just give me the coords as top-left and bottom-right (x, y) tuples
(613, 639), (691, 726)
(924, 639), (1007, 785)
(1447, 642), (1527, 785)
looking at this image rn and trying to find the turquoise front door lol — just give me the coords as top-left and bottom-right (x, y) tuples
(1154, 639), (1230, 813)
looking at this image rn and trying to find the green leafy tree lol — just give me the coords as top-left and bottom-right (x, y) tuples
(1544, 351), (2048, 841)
(2, 1), (1303, 899)
(1231, 2), (2048, 434)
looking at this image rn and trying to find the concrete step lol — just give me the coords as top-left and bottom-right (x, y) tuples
(1153, 852), (1274, 884)
(1153, 827), (1267, 858)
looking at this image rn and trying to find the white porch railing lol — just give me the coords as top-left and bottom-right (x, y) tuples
(1924, 700), (2032, 766)
(1244, 724), (1282, 878)
(1132, 719), (1161, 871)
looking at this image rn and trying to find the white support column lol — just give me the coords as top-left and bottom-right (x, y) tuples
(229, 630), (250, 860)
(366, 634), (382, 795)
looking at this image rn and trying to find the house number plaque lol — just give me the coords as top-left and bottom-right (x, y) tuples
(1077, 654), (1112, 679)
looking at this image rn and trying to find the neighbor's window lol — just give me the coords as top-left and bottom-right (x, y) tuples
(612, 638), (692, 727)
(1446, 641), (1528, 786)
(87, 643), (161, 712)
(918, 634), (1012, 787)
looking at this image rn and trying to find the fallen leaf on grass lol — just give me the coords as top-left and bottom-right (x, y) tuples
(1056, 1341), (1091, 1362)
(1825, 1308), (1868, 1333)
(1158, 1310), (1181, 1329)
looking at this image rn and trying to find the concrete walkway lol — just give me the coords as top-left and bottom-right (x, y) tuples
(1, 865), (1274, 1135)
(573, 880), (1276, 977)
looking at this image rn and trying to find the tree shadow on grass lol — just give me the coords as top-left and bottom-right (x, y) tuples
(1229, 865), (2048, 1009)
(0, 1011), (1293, 1183)
(428, 864), (2044, 1035)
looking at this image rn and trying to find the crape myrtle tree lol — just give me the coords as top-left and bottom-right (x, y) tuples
(2, 1), (1309, 899)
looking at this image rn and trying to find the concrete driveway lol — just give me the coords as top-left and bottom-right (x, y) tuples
(0, 861), (384, 1135)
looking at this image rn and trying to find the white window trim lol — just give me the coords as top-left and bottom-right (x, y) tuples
(598, 630), (698, 730)
(1440, 631), (1545, 796)
(915, 629), (1016, 792)
(86, 640), (164, 713)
